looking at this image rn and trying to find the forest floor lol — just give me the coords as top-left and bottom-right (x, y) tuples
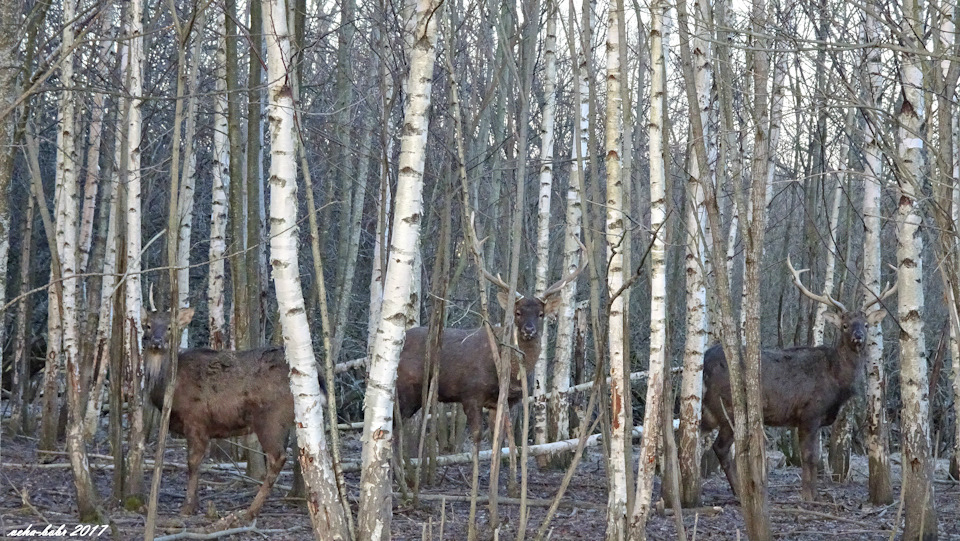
(2, 429), (959, 540)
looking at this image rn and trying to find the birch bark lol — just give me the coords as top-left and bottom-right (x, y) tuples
(896, 0), (938, 535)
(209, 6), (230, 351)
(628, 0), (667, 536)
(262, 0), (350, 537)
(533, 0), (558, 464)
(604, 2), (629, 537)
(357, 1), (441, 537)
(677, 0), (712, 508)
(123, 0), (147, 501)
(860, 3), (893, 503)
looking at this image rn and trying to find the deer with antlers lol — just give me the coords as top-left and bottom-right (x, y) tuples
(701, 255), (896, 501)
(396, 244), (587, 448)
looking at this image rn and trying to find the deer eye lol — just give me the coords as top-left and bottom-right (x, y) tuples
(539, 312), (544, 317)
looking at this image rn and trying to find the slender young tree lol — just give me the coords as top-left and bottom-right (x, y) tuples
(860, 1), (893, 503)
(209, 5), (230, 351)
(677, 0), (712, 508)
(551, 0), (589, 461)
(54, 0), (99, 518)
(123, 0), (147, 502)
(261, 1), (350, 538)
(629, 0), (667, 536)
(357, 1), (442, 537)
(895, 0), (938, 536)
(175, 8), (206, 346)
(533, 0), (558, 463)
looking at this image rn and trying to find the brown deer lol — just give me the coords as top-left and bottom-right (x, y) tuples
(701, 255), (895, 501)
(142, 302), (321, 519)
(396, 256), (587, 447)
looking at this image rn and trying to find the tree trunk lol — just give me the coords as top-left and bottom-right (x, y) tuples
(860, 2), (893, 504)
(209, 4), (230, 351)
(225, 0), (248, 350)
(262, 1), (351, 537)
(896, 1), (938, 536)
(175, 8), (206, 347)
(123, 0), (147, 503)
(357, 1), (441, 538)
(628, 0), (666, 536)
(533, 1), (558, 466)
(676, 0), (712, 508)
(53, 0), (100, 518)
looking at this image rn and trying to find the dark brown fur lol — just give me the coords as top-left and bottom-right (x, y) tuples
(142, 308), (323, 519)
(702, 309), (887, 501)
(396, 294), (560, 445)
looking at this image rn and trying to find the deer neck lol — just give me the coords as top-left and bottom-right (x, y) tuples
(143, 347), (170, 406)
(517, 335), (542, 371)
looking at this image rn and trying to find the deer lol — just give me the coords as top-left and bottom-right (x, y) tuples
(396, 253), (587, 450)
(141, 295), (322, 520)
(701, 255), (896, 501)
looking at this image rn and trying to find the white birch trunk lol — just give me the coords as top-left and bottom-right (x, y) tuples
(896, 1), (937, 534)
(124, 0), (146, 499)
(553, 0), (592, 446)
(630, 1), (667, 536)
(262, 1), (349, 536)
(678, 0), (712, 508)
(533, 3), (558, 460)
(82, 29), (128, 441)
(77, 11), (115, 274)
(357, 1), (441, 538)
(604, 4), (629, 538)
(55, 1), (99, 515)
(209, 7), (230, 351)
(861, 3), (893, 504)
(175, 11), (206, 346)
(811, 177), (843, 345)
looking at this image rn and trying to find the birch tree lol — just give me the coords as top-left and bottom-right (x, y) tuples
(677, 0), (712, 508)
(533, 0), (558, 463)
(55, 0), (99, 518)
(209, 6), (230, 351)
(604, 0), (629, 536)
(357, 1), (442, 537)
(262, 0), (350, 538)
(551, 0), (587, 455)
(860, 1), (893, 504)
(628, 0), (667, 536)
(123, 0), (147, 501)
(895, 0), (938, 535)
(175, 9), (206, 346)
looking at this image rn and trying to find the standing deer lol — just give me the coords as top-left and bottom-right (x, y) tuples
(396, 256), (587, 448)
(701, 255), (895, 501)
(142, 301), (322, 519)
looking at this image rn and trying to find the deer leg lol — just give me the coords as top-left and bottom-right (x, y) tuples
(181, 433), (209, 515)
(712, 422), (739, 497)
(245, 425), (289, 520)
(244, 451), (285, 521)
(798, 424), (820, 501)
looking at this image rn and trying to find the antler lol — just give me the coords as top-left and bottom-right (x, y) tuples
(863, 264), (898, 311)
(787, 254), (847, 313)
(467, 211), (515, 294)
(542, 237), (589, 298)
(149, 282), (157, 312)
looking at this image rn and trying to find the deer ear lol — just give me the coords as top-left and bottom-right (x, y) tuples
(867, 309), (888, 325)
(822, 311), (842, 327)
(178, 307), (196, 326)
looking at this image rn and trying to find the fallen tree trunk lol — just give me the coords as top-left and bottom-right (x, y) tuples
(341, 422), (678, 472)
